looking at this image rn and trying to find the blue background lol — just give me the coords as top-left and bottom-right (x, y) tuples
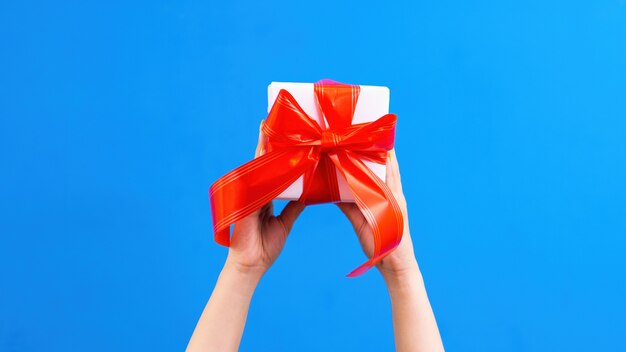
(1, 1), (625, 351)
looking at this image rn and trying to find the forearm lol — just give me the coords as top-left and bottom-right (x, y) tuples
(187, 262), (262, 352)
(383, 264), (444, 352)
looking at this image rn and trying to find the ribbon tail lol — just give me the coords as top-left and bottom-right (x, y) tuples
(328, 150), (404, 277)
(209, 147), (316, 246)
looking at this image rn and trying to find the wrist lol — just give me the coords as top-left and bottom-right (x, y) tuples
(380, 259), (422, 290)
(224, 252), (269, 276)
(221, 258), (265, 293)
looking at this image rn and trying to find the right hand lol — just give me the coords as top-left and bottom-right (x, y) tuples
(336, 149), (419, 278)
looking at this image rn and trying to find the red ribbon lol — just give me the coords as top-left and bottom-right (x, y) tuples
(209, 79), (403, 277)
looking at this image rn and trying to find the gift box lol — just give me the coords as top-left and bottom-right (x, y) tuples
(268, 82), (390, 202)
(210, 79), (403, 277)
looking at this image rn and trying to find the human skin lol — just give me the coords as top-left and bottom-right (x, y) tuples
(187, 122), (444, 352)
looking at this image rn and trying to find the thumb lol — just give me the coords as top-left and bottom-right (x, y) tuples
(335, 202), (366, 232)
(336, 202), (374, 258)
(277, 201), (306, 237)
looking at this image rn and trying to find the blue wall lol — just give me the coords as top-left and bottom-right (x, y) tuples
(1, 1), (625, 351)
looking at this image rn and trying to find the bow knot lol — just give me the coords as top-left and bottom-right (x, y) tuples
(320, 130), (341, 151)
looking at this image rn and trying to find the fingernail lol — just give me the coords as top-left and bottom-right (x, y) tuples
(259, 120), (264, 132)
(388, 151), (393, 161)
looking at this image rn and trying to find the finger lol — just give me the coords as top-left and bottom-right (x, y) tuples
(391, 148), (402, 183)
(245, 200), (269, 222)
(260, 201), (273, 221)
(336, 202), (360, 224)
(234, 201), (271, 240)
(254, 120), (266, 158)
(386, 149), (400, 192)
(335, 202), (367, 232)
(277, 201), (306, 236)
(247, 121), (267, 219)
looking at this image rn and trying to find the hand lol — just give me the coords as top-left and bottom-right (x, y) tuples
(336, 149), (419, 278)
(225, 121), (306, 277)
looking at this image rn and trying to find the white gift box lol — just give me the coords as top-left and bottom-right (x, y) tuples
(267, 82), (390, 202)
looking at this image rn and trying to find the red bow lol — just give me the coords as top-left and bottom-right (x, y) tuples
(209, 80), (403, 277)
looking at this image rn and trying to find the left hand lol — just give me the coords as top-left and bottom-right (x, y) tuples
(225, 121), (306, 277)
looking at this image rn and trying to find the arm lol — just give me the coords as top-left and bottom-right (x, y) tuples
(337, 150), (444, 352)
(186, 261), (261, 352)
(187, 122), (305, 352)
(383, 262), (443, 352)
